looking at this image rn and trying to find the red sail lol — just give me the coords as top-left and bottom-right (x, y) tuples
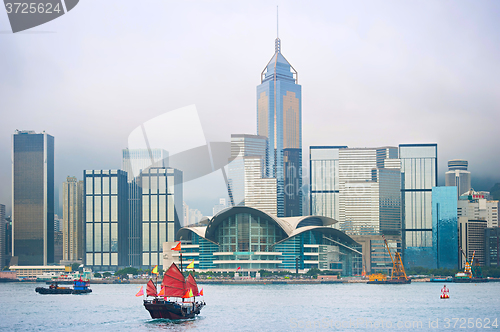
(185, 274), (199, 297)
(161, 263), (185, 297)
(146, 279), (157, 297)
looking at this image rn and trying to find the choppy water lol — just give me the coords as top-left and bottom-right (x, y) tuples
(1, 281), (499, 331)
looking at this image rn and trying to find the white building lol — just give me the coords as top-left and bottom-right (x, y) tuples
(458, 190), (499, 228)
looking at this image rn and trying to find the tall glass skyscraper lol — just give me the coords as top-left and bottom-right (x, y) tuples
(399, 144), (437, 268)
(309, 146), (346, 221)
(432, 186), (458, 270)
(140, 167), (183, 269)
(257, 37), (302, 217)
(12, 130), (54, 265)
(84, 170), (128, 270)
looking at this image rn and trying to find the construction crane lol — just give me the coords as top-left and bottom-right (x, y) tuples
(382, 235), (409, 282)
(459, 247), (474, 278)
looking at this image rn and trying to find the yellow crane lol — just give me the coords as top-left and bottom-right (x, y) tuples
(368, 235), (410, 284)
(382, 235), (409, 282)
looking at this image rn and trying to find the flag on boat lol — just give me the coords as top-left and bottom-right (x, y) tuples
(182, 289), (190, 298)
(135, 286), (144, 297)
(189, 289), (193, 297)
(158, 286), (165, 296)
(146, 279), (157, 297)
(198, 288), (204, 296)
(236, 266), (241, 271)
(171, 242), (181, 251)
(152, 265), (158, 274)
(186, 260), (195, 269)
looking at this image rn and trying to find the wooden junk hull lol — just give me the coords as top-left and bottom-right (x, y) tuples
(144, 299), (204, 320)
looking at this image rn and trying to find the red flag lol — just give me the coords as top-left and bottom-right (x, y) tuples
(236, 266), (241, 271)
(135, 286), (144, 297)
(198, 288), (204, 296)
(182, 289), (190, 298)
(158, 286), (165, 296)
(171, 242), (181, 251)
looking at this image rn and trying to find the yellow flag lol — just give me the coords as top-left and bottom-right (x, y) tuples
(186, 261), (195, 269)
(152, 265), (158, 274)
(188, 289), (193, 298)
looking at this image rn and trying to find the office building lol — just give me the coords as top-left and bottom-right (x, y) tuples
(84, 170), (128, 271)
(257, 37), (302, 217)
(229, 134), (277, 216)
(213, 198), (228, 216)
(485, 227), (500, 267)
(432, 186), (458, 269)
(309, 146), (401, 236)
(399, 144), (437, 269)
(458, 190), (499, 228)
(140, 167), (183, 269)
(458, 217), (487, 268)
(310, 147), (345, 221)
(174, 206), (362, 275)
(62, 176), (84, 263)
(12, 130), (54, 266)
(445, 159), (471, 198)
(122, 148), (168, 183)
(122, 148), (168, 267)
(0, 204), (5, 269)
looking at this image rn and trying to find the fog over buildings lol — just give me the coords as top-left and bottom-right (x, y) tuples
(1, 1), (499, 215)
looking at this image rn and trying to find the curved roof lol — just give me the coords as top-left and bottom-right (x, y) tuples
(176, 206), (358, 250)
(205, 206), (293, 241)
(281, 215), (338, 230)
(284, 226), (359, 247)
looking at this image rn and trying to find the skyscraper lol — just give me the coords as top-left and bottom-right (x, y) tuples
(310, 146), (401, 235)
(84, 170), (128, 270)
(257, 37), (302, 217)
(228, 134), (277, 215)
(140, 167), (183, 269)
(399, 144), (437, 269)
(432, 186), (458, 269)
(445, 159), (471, 198)
(62, 176), (84, 263)
(12, 130), (54, 266)
(0, 204), (5, 269)
(122, 149), (168, 268)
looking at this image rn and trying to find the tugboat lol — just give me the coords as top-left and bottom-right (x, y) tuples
(35, 278), (92, 295)
(143, 242), (205, 320)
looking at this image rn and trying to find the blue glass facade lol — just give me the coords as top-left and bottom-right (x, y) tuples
(432, 186), (458, 269)
(257, 38), (302, 217)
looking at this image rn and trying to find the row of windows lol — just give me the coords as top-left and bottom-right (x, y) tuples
(86, 196), (118, 222)
(86, 176), (119, 195)
(86, 252), (118, 266)
(86, 222), (118, 252)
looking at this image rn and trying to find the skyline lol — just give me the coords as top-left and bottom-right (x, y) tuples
(1, 1), (500, 216)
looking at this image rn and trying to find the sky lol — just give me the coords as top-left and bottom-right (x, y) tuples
(1, 1), (499, 217)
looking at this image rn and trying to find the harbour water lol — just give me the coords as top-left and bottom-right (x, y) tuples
(1, 282), (499, 331)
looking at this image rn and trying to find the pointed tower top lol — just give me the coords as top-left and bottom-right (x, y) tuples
(275, 6), (281, 53)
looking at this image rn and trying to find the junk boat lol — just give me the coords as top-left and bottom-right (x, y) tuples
(143, 262), (205, 320)
(35, 278), (92, 295)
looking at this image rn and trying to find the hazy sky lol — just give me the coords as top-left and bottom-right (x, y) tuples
(1, 1), (499, 216)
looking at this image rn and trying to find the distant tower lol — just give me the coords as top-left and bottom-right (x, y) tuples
(12, 130), (54, 265)
(62, 176), (84, 263)
(257, 26), (302, 217)
(445, 159), (471, 198)
(0, 204), (5, 269)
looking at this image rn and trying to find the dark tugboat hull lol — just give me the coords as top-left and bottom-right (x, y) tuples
(143, 300), (204, 320)
(367, 279), (411, 284)
(35, 287), (92, 294)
